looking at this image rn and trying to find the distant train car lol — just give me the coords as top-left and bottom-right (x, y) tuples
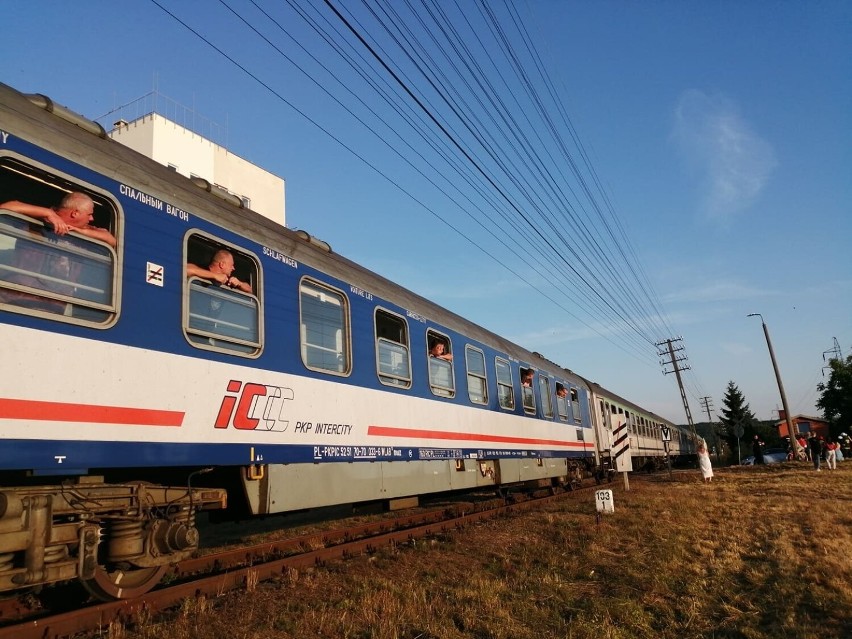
(585, 380), (698, 474)
(0, 84), (604, 599)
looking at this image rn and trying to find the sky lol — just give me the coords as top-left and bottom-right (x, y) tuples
(2, 1), (850, 425)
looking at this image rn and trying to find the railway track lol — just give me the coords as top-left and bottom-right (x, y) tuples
(0, 483), (599, 639)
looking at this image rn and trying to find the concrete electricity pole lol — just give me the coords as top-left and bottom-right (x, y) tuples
(657, 337), (697, 440)
(699, 396), (720, 462)
(746, 313), (801, 457)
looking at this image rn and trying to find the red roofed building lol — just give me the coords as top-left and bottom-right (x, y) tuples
(775, 410), (830, 439)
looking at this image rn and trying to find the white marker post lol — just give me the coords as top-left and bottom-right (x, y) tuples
(661, 425), (672, 480)
(595, 489), (614, 514)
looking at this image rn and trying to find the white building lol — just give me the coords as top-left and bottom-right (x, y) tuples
(107, 109), (285, 226)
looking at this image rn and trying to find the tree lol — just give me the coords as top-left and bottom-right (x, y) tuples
(717, 381), (757, 464)
(817, 355), (852, 438)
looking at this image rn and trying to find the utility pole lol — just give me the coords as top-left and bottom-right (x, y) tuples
(656, 337), (697, 440)
(699, 396), (720, 462)
(747, 313), (800, 457)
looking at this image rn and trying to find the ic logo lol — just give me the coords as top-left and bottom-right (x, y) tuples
(214, 380), (293, 432)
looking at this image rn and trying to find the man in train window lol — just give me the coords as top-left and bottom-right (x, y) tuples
(186, 248), (252, 293)
(0, 192), (116, 312)
(428, 338), (453, 361)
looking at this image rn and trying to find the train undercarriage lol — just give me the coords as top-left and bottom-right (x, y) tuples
(0, 478), (226, 600)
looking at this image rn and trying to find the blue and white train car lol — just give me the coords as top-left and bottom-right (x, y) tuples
(0, 83), (597, 598)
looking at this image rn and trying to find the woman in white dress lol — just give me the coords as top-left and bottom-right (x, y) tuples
(698, 442), (713, 483)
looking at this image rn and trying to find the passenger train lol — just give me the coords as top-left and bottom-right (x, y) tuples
(0, 83), (696, 599)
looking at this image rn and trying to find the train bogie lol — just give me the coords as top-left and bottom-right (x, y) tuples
(0, 480), (226, 599)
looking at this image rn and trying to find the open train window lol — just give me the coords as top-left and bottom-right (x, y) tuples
(495, 357), (514, 410)
(427, 329), (454, 398)
(184, 233), (262, 356)
(0, 156), (119, 327)
(300, 277), (350, 375)
(556, 383), (569, 421)
(465, 345), (488, 405)
(570, 388), (582, 423)
(520, 367), (536, 414)
(539, 375), (553, 419)
(375, 308), (411, 388)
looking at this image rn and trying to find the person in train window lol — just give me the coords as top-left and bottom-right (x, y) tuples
(428, 339), (453, 361)
(0, 192), (116, 247)
(0, 192), (116, 311)
(187, 249), (252, 293)
(556, 386), (568, 398)
(521, 369), (534, 387)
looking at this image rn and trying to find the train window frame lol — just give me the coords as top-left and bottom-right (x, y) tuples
(520, 367), (536, 415)
(374, 307), (411, 389)
(426, 328), (455, 398)
(299, 276), (351, 376)
(495, 356), (515, 411)
(570, 388), (582, 423)
(0, 154), (121, 328)
(556, 383), (569, 422)
(539, 375), (553, 419)
(183, 231), (263, 357)
(464, 345), (488, 405)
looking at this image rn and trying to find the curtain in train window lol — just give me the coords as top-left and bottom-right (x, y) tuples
(375, 309), (411, 388)
(465, 345), (488, 405)
(539, 376), (553, 418)
(495, 357), (514, 410)
(0, 211), (116, 323)
(300, 279), (350, 374)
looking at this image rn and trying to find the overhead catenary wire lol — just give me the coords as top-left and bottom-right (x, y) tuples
(149, 0), (699, 379)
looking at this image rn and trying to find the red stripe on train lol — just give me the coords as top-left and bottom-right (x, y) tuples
(0, 398), (184, 426)
(367, 424), (593, 448)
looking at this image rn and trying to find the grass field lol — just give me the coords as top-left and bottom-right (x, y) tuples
(113, 463), (852, 639)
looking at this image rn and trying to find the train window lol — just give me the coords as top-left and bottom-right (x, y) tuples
(520, 367), (536, 414)
(495, 357), (514, 410)
(556, 383), (568, 421)
(300, 278), (350, 375)
(0, 157), (119, 327)
(539, 376), (553, 418)
(375, 308), (411, 388)
(577, 428), (584, 442)
(184, 234), (262, 356)
(570, 388), (582, 423)
(427, 329), (454, 398)
(465, 345), (488, 405)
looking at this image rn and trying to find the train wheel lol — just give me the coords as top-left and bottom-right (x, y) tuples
(82, 564), (167, 600)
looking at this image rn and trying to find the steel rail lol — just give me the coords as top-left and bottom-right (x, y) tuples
(0, 487), (586, 638)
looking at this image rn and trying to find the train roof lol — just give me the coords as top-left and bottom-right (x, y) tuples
(580, 377), (676, 427)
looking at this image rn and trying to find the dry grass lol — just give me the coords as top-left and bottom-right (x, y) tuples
(114, 464), (852, 639)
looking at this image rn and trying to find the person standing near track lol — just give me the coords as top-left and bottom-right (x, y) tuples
(698, 442), (713, 483)
(752, 435), (765, 465)
(808, 433), (822, 471)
